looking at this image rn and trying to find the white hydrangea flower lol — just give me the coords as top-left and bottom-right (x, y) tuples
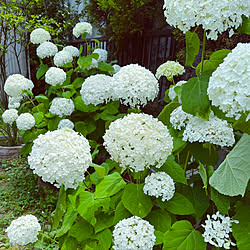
(62, 45), (79, 57)
(112, 64), (121, 74)
(53, 50), (73, 67)
(6, 214), (41, 246)
(202, 211), (239, 249)
(86, 58), (98, 70)
(2, 109), (18, 125)
(58, 119), (74, 130)
(30, 28), (51, 44)
(80, 74), (116, 106)
(8, 96), (22, 109)
(155, 61), (185, 81)
(4, 74), (34, 97)
(93, 48), (108, 62)
(28, 129), (92, 188)
(113, 216), (156, 250)
(113, 64), (159, 108)
(168, 80), (186, 102)
(207, 43), (250, 120)
(45, 67), (66, 86)
(36, 41), (58, 59)
(163, 0), (250, 40)
(103, 113), (173, 172)
(16, 113), (35, 131)
(73, 22), (92, 38)
(49, 98), (75, 117)
(143, 172), (175, 201)
(170, 107), (235, 147)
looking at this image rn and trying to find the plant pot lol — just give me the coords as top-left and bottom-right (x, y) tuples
(0, 136), (23, 159)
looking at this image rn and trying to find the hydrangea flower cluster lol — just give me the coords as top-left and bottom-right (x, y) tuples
(86, 58), (98, 70)
(30, 28), (51, 44)
(62, 45), (79, 57)
(4, 74), (34, 97)
(113, 64), (159, 108)
(103, 113), (173, 172)
(57, 119), (74, 130)
(8, 96), (22, 109)
(28, 129), (92, 188)
(53, 50), (73, 67)
(49, 98), (75, 117)
(168, 80), (186, 102)
(170, 106), (235, 147)
(143, 172), (175, 201)
(112, 64), (121, 74)
(202, 212), (239, 249)
(93, 48), (108, 62)
(113, 216), (156, 250)
(207, 43), (250, 120)
(16, 113), (35, 131)
(155, 61), (185, 81)
(6, 214), (41, 246)
(36, 41), (58, 59)
(163, 0), (250, 40)
(80, 74), (116, 105)
(73, 22), (92, 38)
(45, 67), (66, 86)
(2, 109), (18, 125)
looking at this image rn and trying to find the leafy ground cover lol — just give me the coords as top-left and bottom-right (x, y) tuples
(0, 156), (58, 249)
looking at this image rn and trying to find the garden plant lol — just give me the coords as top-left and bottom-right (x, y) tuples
(1, 0), (250, 249)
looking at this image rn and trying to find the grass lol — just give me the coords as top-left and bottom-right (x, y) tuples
(0, 156), (58, 249)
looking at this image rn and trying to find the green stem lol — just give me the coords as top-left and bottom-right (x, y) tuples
(39, 231), (57, 244)
(200, 29), (206, 74)
(184, 151), (190, 172)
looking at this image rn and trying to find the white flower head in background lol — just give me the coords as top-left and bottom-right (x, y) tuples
(103, 113), (173, 172)
(49, 98), (75, 117)
(36, 41), (58, 59)
(168, 80), (187, 102)
(86, 58), (98, 70)
(8, 96), (22, 109)
(170, 105), (193, 130)
(202, 211), (239, 249)
(2, 109), (18, 125)
(155, 61), (185, 81)
(163, 0), (250, 40)
(16, 113), (35, 131)
(143, 171), (175, 201)
(113, 216), (156, 250)
(58, 119), (74, 130)
(53, 50), (73, 67)
(28, 128), (92, 188)
(80, 74), (116, 106)
(112, 64), (121, 74)
(30, 28), (51, 44)
(207, 43), (250, 120)
(73, 22), (92, 38)
(93, 48), (108, 62)
(113, 64), (159, 108)
(62, 45), (79, 57)
(4, 74), (34, 97)
(45, 67), (66, 86)
(6, 214), (41, 246)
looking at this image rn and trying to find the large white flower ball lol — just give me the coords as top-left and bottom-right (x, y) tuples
(6, 214), (41, 246)
(103, 113), (173, 172)
(49, 98), (75, 117)
(93, 48), (108, 62)
(45, 67), (66, 86)
(2, 109), (18, 125)
(62, 45), (79, 57)
(28, 129), (92, 188)
(30, 28), (51, 44)
(53, 50), (73, 67)
(73, 22), (92, 38)
(16, 113), (35, 131)
(36, 41), (58, 59)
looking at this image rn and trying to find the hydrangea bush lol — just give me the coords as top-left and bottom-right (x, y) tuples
(2, 8), (250, 249)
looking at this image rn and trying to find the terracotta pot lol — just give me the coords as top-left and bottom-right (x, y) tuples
(0, 136), (23, 159)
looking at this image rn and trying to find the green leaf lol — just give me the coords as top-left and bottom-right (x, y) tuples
(48, 116), (61, 131)
(20, 142), (33, 155)
(36, 64), (49, 80)
(61, 236), (78, 250)
(94, 213), (114, 233)
(91, 163), (105, 179)
(22, 129), (46, 143)
(68, 219), (93, 242)
(161, 155), (187, 184)
(146, 209), (171, 233)
(209, 133), (250, 196)
(232, 202), (250, 250)
(75, 121), (88, 136)
(95, 172), (126, 198)
(210, 187), (230, 215)
(158, 102), (180, 126)
(93, 229), (112, 250)
(238, 16), (250, 35)
(33, 112), (44, 125)
(113, 201), (132, 225)
(122, 183), (153, 218)
(185, 31), (200, 67)
(233, 114), (250, 134)
(163, 220), (206, 250)
(72, 77), (84, 89)
(181, 72), (211, 119)
(35, 94), (49, 105)
(74, 96), (98, 112)
(62, 90), (76, 99)
(77, 56), (92, 69)
(98, 62), (114, 72)
(158, 192), (195, 215)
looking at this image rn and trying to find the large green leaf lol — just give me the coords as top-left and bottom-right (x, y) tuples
(93, 229), (113, 250)
(74, 96), (98, 112)
(68, 219), (93, 242)
(238, 16), (250, 35)
(113, 201), (132, 225)
(181, 72), (211, 119)
(36, 64), (49, 80)
(95, 172), (126, 198)
(122, 183), (153, 218)
(209, 133), (250, 196)
(185, 31), (200, 67)
(163, 220), (206, 250)
(158, 102), (180, 126)
(94, 213), (114, 233)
